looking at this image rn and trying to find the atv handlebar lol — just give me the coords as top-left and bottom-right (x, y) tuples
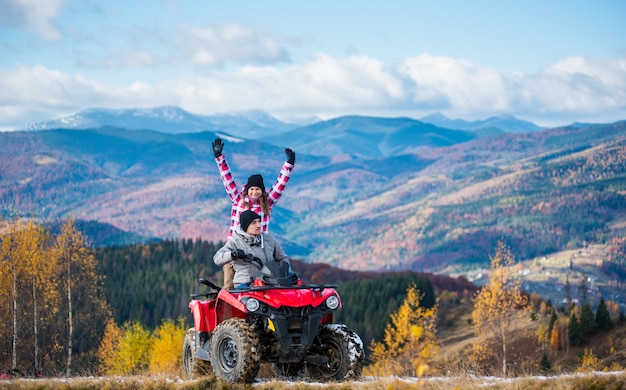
(244, 254), (264, 269)
(199, 278), (221, 291)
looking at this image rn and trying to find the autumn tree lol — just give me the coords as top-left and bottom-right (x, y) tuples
(1, 217), (110, 374)
(20, 221), (57, 376)
(367, 285), (438, 377)
(577, 349), (600, 372)
(148, 318), (187, 374)
(472, 240), (530, 377)
(536, 322), (549, 351)
(97, 319), (122, 375)
(0, 218), (59, 374)
(53, 218), (111, 376)
(549, 318), (568, 353)
(100, 321), (153, 375)
(0, 217), (23, 372)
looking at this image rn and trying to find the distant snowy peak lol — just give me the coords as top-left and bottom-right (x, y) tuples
(24, 106), (201, 131)
(21, 106), (299, 139)
(421, 113), (545, 133)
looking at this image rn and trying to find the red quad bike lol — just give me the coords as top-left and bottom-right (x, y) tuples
(182, 257), (364, 383)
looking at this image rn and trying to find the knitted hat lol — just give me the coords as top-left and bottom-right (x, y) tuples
(240, 210), (261, 232)
(246, 174), (265, 193)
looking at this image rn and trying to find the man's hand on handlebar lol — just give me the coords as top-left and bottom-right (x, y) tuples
(230, 250), (263, 268)
(231, 249), (247, 259)
(245, 254), (264, 268)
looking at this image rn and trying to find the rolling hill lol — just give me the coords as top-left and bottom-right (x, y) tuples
(2, 115), (626, 298)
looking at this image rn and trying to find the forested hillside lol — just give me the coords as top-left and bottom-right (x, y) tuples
(289, 121), (626, 273)
(95, 239), (222, 328)
(2, 120), (626, 282)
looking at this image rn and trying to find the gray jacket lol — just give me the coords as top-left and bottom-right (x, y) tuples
(214, 226), (290, 285)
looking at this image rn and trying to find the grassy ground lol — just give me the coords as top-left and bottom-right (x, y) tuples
(2, 372), (626, 390)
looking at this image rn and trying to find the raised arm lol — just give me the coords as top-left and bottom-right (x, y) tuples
(267, 148), (295, 208)
(212, 138), (241, 204)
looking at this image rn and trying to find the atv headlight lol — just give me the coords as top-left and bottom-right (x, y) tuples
(326, 295), (339, 310)
(243, 298), (260, 312)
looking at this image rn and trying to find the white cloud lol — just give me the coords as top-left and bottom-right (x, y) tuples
(532, 57), (626, 111)
(177, 23), (290, 66)
(0, 0), (64, 40)
(399, 54), (512, 117)
(1, 54), (625, 130)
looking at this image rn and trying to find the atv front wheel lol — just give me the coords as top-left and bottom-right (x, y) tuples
(307, 324), (364, 381)
(182, 329), (212, 378)
(210, 318), (260, 383)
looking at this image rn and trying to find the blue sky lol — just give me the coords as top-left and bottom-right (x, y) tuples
(1, 0), (625, 130)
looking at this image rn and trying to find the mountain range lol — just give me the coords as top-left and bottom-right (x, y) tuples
(19, 106), (544, 138)
(21, 106), (299, 139)
(3, 107), (626, 279)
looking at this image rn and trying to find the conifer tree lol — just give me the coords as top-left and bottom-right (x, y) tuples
(595, 297), (612, 331)
(548, 311), (558, 336)
(579, 302), (596, 337)
(539, 351), (551, 374)
(472, 240), (530, 377)
(568, 312), (582, 346)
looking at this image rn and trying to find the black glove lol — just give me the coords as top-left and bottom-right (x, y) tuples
(285, 148), (296, 165)
(212, 138), (224, 158)
(231, 249), (247, 260)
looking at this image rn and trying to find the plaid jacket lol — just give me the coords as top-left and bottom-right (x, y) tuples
(215, 154), (294, 238)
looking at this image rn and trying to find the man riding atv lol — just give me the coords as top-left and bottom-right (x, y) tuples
(183, 211), (364, 383)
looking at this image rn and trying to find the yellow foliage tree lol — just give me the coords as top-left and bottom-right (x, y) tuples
(54, 218), (112, 376)
(98, 319), (122, 374)
(0, 217), (28, 371)
(549, 321), (561, 352)
(472, 240), (530, 377)
(1, 217), (111, 374)
(536, 322), (549, 351)
(605, 300), (620, 322)
(101, 321), (153, 375)
(19, 220), (57, 376)
(0, 218), (59, 373)
(149, 318), (187, 374)
(367, 285), (438, 377)
(577, 348), (600, 372)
